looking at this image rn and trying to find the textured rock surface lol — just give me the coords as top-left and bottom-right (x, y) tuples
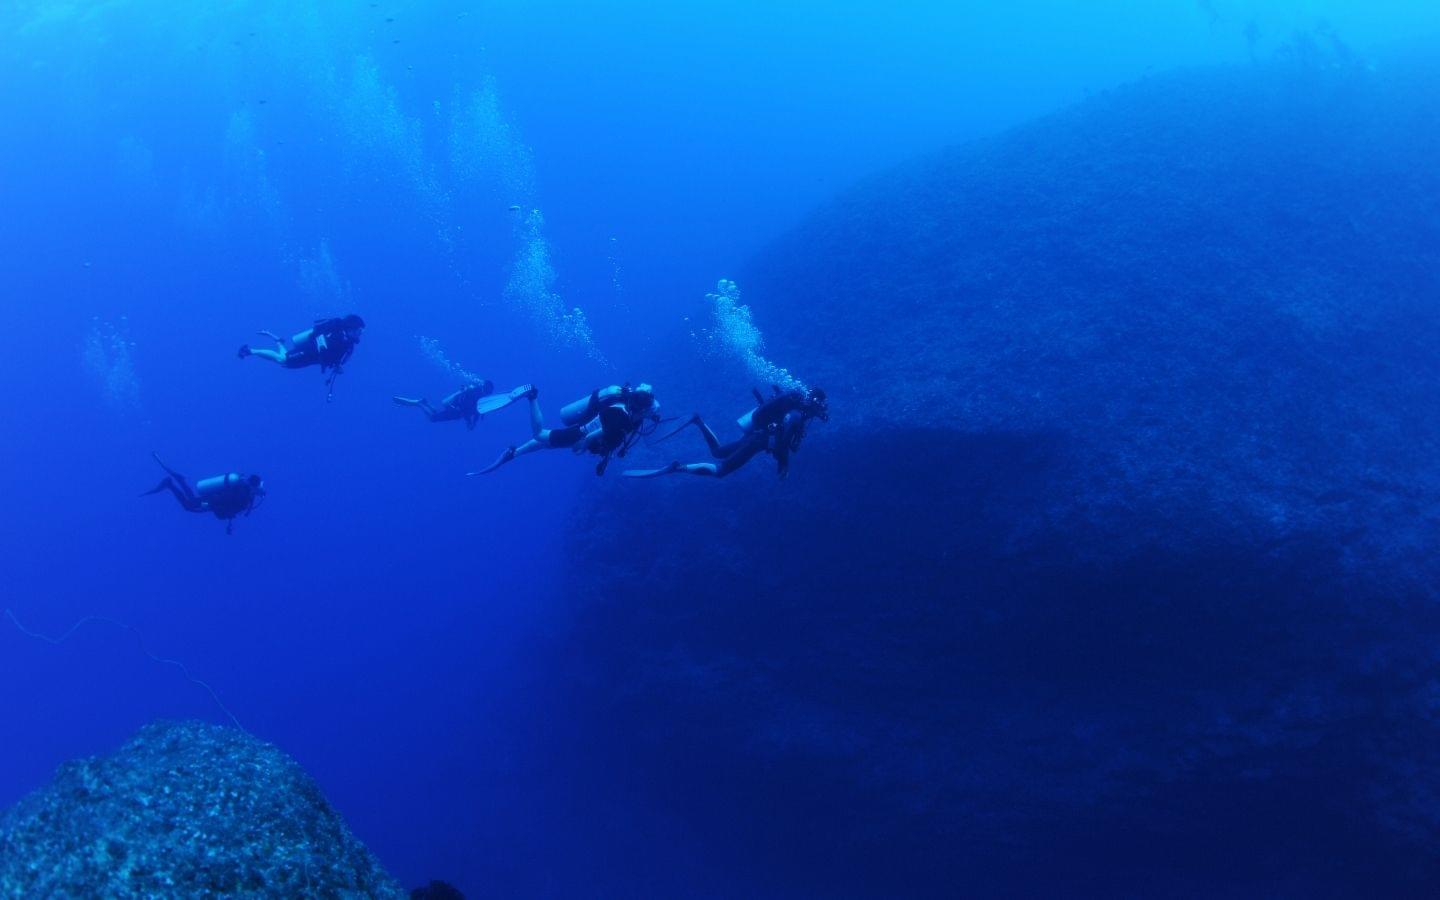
(0, 721), (404, 898)
(743, 54), (1440, 571)
(555, 54), (1440, 896)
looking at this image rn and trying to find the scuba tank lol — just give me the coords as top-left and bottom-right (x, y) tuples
(197, 474), (259, 517)
(195, 474), (242, 498)
(561, 386), (627, 426)
(737, 386), (771, 431)
(560, 391), (600, 426)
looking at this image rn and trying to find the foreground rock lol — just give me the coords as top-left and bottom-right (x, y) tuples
(0, 721), (405, 898)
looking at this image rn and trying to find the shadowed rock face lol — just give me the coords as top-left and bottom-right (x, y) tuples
(0, 721), (405, 898)
(743, 57), (1440, 571)
(553, 55), (1440, 897)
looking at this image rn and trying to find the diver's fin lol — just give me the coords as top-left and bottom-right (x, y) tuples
(392, 396), (421, 406)
(150, 452), (185, 481)
(467, 446), (517, 477)
(622, 462), (685, 479)
(649, 415), (700, 446)
(140, 478), (172, 497)
(475, 383), (535, 416)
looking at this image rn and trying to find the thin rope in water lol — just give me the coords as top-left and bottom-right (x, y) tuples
(4, 607), (244, 731)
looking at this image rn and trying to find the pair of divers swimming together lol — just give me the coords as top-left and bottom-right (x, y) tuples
(457, 380), (827, 480)
(148, 311), (828, 532)
(147, 314), (366, 533)
(468, 382), (663, 476)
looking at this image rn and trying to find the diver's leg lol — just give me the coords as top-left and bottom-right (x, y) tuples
(527, 391), (545, 437)
(246, 347), (287, 364)
(694, 418), (729, 457)
(150, 454), (201, 503)
(392, 397), (440, 420)
(143, 478), (202, 511)
(141, 476), (174, 497)
(242, 331), (286, 362)
(704, 435), (766, 478)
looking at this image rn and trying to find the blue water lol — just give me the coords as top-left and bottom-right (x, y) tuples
(3, 2), (1440, 896)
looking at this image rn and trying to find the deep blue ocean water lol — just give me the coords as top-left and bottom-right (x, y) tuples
(3, 2), (1440, 897)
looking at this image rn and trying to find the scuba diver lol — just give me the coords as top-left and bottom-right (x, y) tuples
(469, 382), (663, 476)
(237, 314), (365, 399)
(142, 453), (266, 534)
(624, 385), (827, 480)
(393, 379), (496, 429)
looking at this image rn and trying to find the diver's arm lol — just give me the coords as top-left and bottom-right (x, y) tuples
(593, 385), (628, 409)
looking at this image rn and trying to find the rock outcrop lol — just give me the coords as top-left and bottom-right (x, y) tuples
(0, 721), (405, 898)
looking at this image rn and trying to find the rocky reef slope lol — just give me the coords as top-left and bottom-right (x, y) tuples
(0, 721), (404, 898)
(556, 53), (1440, 896)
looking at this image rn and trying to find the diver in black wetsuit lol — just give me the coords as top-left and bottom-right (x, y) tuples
(470, 382), (663, 476)
(142, 453), (265, 534)
(625, 386), (827, 480)
(393, 379), (495, 429)
(237, 314), (365, 398)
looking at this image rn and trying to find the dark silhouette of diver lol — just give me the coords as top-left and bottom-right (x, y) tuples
(625, 386), (827, 480)
(470, 382), (663, 476)
(237, 314), (365, 399)
(142, 453), (266, 534)
(393, 379), (495, 429)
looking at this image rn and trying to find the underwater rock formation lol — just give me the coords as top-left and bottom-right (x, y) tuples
(558, 54), (1440, 896)
(0, 721), (404, 898)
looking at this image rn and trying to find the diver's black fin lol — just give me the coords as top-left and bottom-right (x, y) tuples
(150, 452), (185, 481)
(467, 446), (517, 476)
(622, 462), (684, 479)
(650, 415), (700, 446)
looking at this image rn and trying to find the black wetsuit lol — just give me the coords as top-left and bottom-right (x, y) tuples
(550, 405), (633, 451)
(699, 393), (811, 478)
(145, 465), (260, 533)
(436, 384), (493, 426)
(284, 318), (358, 371)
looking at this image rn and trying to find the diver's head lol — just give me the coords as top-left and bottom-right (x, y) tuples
(475, 378), (495, 396)
(247, 474), (265, 495)
(806, 387), (829, 421)
(630, 382), (656, 411)
(341, 314), (365, 342)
